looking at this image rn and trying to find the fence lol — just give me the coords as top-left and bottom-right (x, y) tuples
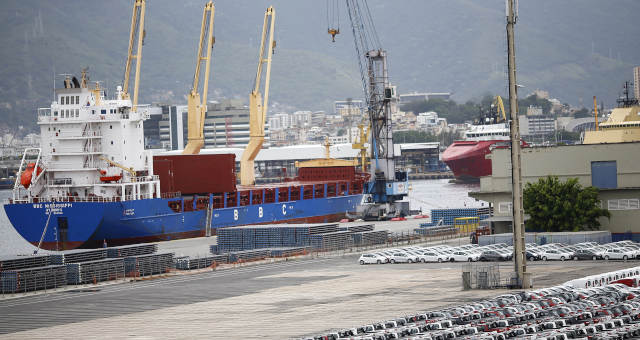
(462, 263), (502, 290)
(479, 231), (612, 246)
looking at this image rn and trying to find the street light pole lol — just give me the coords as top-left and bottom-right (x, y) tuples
(506, 0), (529, 288)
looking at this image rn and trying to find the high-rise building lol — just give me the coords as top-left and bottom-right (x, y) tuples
(143, 106), (163, 149)
(158, 105), (188, 150)
(202, 99), (270, 148)
(634, 66), (640, 100)
(155, 99), (270, 151)
(334, 100), (363, 117)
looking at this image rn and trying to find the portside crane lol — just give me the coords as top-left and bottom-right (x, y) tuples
(121, 0), (146, 112)
(240, 6), (276, 185)
(183, 1), (216, 155)
(332, 0), (408, 219)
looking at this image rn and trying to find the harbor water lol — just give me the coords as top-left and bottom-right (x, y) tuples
(0, 179), (485, 256)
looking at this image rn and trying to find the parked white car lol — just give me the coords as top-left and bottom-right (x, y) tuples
(418, 251), (447, 263)
(390, 252), (415, 263)
(603, 248), (636, 261)
(540, 249), (573, 261)
(450, 250), (480, 262)
(359, 253), (386, 265)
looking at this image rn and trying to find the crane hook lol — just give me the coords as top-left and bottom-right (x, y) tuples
(328, 28), (339, 42)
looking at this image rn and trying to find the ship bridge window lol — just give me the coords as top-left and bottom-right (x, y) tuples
(53, 111), (58, 117)
(70, 96), (75, 105)
(75, 96), (79, 104)
(101, 109), (107, 114)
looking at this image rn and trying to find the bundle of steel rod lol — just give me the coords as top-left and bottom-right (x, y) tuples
(175, 256), (220, 270)
(228, 249), (271, 262)
(357, 230), (389, 246)
(345, 224), (375, 233)
(1, 265), (66, 293)
(50, 249), (107, 265)
(124, 253), (174, 277)
(414, 226), (457, 236)
(217, 224), (344, 252)
(65, 258), (125, 285)
(0, 254), (50, 272)
(309, 230), (353, 250)
(107, 243), (158, 258)
(269, 247), (310, 257)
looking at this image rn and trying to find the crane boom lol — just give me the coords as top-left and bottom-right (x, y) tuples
(495, 95), (506, 121)
(183, 1), (215, 155)
(99, 156), (136, 178)
(240, 6), (276, 185)
(122, 0), (146, 112)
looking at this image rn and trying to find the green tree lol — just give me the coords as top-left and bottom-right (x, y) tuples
(523, 176), (610, 232)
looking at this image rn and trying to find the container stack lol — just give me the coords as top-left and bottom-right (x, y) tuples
(1, 265), (67, 293)
(50, 249), (107, 265)
(124, 253), (174, 277)
(0, 254), (50, 271)
(107, 243), (158, 258)
(65, 258), (125, 285)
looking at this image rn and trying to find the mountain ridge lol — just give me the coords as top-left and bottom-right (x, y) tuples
(1, 0), (637, 133)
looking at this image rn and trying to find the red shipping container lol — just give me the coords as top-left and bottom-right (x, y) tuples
(153, 154), (236, 194)
(297, 166), (355, 182)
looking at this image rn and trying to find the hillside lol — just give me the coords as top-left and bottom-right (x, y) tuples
(0, 0), (638, 133)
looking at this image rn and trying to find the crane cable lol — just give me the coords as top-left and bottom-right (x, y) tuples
(327, 0), (340, 42)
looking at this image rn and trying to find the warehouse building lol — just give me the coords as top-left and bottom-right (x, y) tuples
(469, 142), (640, 240)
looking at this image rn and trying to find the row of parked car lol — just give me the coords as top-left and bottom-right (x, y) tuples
(309, 266), (640, 340)
(358, 240), (640, 265)
(525, 241), (640, 262)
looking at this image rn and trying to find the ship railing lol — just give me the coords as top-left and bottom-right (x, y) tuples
(52, 147), (101, 154)
(5, 195), (127, 204)
(47, 178), (73, 186)
(57, 131), (102, 138)
(126, 175), (159, 183)
(161, 191), (181, 199)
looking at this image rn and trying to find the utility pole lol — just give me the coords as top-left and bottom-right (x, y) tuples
(506, 0), (530, 289)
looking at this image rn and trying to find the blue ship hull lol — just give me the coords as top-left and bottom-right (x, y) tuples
(4, 194), (362, 250)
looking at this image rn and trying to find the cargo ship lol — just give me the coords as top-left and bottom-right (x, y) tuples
(583, 82), (640, 144)
(2, 73), (367, 250)
(441, 96), (511, 181)
(3, 2), (368, 250)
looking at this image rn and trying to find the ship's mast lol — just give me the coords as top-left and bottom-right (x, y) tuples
(506, 0), (529, 289)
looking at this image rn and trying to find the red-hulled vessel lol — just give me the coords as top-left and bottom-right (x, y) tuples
(442, 98), (510, 181)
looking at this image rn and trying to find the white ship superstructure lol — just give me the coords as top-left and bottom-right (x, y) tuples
(463, 122), (510, 142)
(13, 73), (159, 203)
